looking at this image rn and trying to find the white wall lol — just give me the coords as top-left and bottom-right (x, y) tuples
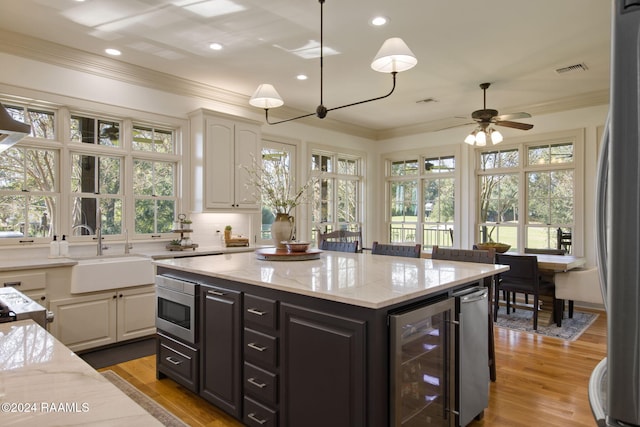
(0, 51), (608, 264)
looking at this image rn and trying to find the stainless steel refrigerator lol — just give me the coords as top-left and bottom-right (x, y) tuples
(592, 1), (640, 425)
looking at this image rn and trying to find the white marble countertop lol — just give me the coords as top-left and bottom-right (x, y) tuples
(155, 251), (509, 309)
(0, 320), (162, 426)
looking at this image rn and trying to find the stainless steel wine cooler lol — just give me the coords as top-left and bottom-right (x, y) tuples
(390, 297), (456, 427)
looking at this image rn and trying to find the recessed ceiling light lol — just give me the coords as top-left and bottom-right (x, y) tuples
(371, 16), (388, 26)
(209, 42), (223, 50)
(105, 48), (121, 56)
(296, 74), (308, 80)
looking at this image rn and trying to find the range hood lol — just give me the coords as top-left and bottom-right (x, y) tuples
(0, 103), (31, 154)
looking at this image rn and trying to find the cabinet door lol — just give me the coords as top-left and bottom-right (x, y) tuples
(116, 286), (156, 341)
(50, 292), (117, 352)
(200, 284), (242, 418)
(234, 123), (260, 209)
(204, 117), (235, 209)
(280, 303), (366, 427)
(203, 117), (260, 210)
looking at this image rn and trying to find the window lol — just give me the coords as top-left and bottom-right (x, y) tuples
(311, 150), (363, 241)
(477, 137), (580, 253)
(5, 105), (56, 139)
(386, 153), (456, 249)
(70, 115), (121, 147)
(133, 159), (176, 234)
(132, 125), (174, 154)
(0, 97), (182, 245)
(70, 153), (122, 236)
(0, 146), (58, 239)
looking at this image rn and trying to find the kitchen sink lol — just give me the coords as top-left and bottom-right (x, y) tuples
(70, 255), (155, 293)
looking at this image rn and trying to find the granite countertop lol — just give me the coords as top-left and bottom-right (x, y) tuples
(155, 251), (508, 309)
(0, 320), (162, 426)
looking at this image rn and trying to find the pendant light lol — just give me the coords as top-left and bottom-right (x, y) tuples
(249, 0), (417, 125)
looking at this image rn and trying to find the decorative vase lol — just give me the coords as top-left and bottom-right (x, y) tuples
(271, 213), (295, 249)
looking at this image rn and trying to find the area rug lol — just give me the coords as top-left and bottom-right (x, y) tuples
(80, 337), (156, 369)
(494, 307), (598, 341)
(102, 370), (188, 427)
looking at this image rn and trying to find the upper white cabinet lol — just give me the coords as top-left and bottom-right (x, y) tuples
(190, 110), (261, 212)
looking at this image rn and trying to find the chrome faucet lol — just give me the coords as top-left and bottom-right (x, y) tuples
(71, 224), (94, 235)
(124, 229), (131, 254)
(96, 207), (108, 256)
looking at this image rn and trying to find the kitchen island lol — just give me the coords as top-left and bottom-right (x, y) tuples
(155, 251), (508, 427)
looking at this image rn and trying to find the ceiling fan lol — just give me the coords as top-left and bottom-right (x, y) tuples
(462, 82), (534, 146)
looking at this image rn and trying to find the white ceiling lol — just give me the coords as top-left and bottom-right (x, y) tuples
(0, 0), (611, 135)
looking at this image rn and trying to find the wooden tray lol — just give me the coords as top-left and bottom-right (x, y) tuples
(255, 247), (322, 261)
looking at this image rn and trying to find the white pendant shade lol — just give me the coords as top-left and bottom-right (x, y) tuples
(490, 129), (503, 144)
(464, 132), (476, 145)
(475, 130), (487, 146)
(249, 84), (284, 108)
(370, 37), (417, 73)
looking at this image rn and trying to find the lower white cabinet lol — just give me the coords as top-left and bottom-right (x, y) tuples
(50, 285), (156, 352)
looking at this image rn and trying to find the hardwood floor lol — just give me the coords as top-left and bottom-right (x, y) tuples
(100, 308), (606, 426)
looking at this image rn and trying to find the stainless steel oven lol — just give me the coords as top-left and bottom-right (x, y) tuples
(156, 275), (199, 344)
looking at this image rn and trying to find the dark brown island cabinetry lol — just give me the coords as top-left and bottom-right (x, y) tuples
(200, 284), (242, 418)
(155, 262), (490, 427)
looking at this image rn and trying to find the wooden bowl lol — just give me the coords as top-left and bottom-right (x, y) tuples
(282, 241), (310, 252)
(476, 242), (511, 253)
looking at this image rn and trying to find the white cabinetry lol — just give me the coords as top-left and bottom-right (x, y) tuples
(190, 110), (261, 212)
(50, 285), (156, 352)
(0, 271), (48, 307)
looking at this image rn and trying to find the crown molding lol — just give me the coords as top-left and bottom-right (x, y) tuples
(0, 30), (609, 142)
(0, 30), (377, 139)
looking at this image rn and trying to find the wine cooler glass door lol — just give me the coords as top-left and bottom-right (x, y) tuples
(390, 297), (456, 427)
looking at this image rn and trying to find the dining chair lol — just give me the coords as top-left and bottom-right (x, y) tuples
(494, 254), (562, 330)
(431, 246), (497, 381)
(319, 240), (359, 253)
(557, 228), (572, 254)
(371, 242), (421, 258)
(554, 267), (603, 319)
(317, 229), (363, 252)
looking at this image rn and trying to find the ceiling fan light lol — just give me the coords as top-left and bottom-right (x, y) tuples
(491, 129), (503, 144)
(249, 84), (284, 108)
(475, 130), (487, 146)
(464, 132), (476, 145)
(370, 37), (417, 73)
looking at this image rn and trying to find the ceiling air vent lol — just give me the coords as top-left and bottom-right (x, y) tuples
(555, 63), (589, 75)
(416, 97), (438, 104)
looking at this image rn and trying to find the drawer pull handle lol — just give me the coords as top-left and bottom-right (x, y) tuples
(207, 289), (225, 296)
(165, 356), (182, 365)
(247, 342), (267, 352)
(4, 281), (21, 287)
(247, 308), (266, 316)
(247, 413), (267, 425)
(247, 377), (267, 389)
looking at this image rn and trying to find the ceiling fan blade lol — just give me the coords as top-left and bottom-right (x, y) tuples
(495, 120), (534, 130)
(494, 112), (531, 121)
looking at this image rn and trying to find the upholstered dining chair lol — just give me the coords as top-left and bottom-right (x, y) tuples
(319, 240), (359, 253)
(494, 254), (562, 330)
(317, 229), (363, 252)
(371, 242), (421, 258)
(555, 267), (604, 319)
(431, 245), (498, 381)
(524, 248), (566, 255)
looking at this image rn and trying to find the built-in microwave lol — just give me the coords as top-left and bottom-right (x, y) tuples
(155, 275), (199, 344)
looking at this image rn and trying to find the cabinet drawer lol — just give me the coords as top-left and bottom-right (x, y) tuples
(244, 294), (277, 331)
(157, 332), (199, 392)
(244, 396), (277, 427)
(0, 271), (46, 291)
(244, 328), (277, 369)
(244, 362), (278, 405)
